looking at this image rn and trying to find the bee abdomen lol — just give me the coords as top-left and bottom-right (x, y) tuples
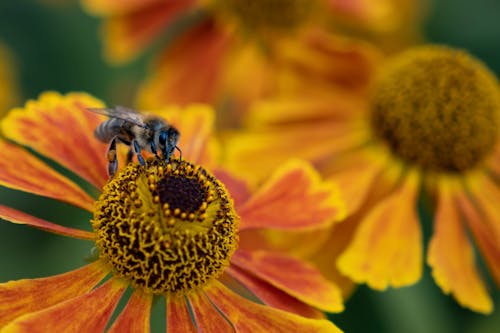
(94, 119), (125, 143)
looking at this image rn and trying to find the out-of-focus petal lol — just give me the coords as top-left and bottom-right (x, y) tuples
(231, 249), (343, 313)
(166, 297), (197, 333)
(107, 292), (152, 333)
(81, 0), (163, 15)
(212, 168), (251, 209)
(274, 28), (380, 94)
(2, 279), (125, 333)
(206, 281), (343, 333)
(0, 43), (19, 117)
(337, 169), (422, 289)
(0, 205), (94, 240)
(0, 261), (108, 328)
(238, 159), (345, 231)
(457, 175), (500, 287)
(1, 91), (108, 189)
(0, 140), (94, 211)
(224, 99), (369, 183)
(188, 291), (236, 332)
(154, 104), (219, 168)
(226, 266), (324, 319)
(428, 177), (493, 314)
(138, 19), (232, 107)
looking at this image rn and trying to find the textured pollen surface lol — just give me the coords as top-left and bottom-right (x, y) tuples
(371, 45), (500, 172)
(219, 0), (313, 33)
(93, 158), (238, 296)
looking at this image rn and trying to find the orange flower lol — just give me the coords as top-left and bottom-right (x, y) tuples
(225, 45), (500, 314)
(0, 92), (346, 332)
(79, 0), (420, 125)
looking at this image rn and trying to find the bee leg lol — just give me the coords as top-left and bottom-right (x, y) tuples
(175, 146), (183, 161)
(126, 147), (134, 164)
(150, 141), (160, 160)
(107, 137), (118, 178)
(133, 139), (146, 166)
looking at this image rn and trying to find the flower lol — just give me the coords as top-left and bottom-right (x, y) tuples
(79, 0), (419, 127)
(225, 45), (500, 314)
(0, 92), (346, 332)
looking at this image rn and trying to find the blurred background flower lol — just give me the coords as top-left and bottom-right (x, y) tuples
(0, 0), (499, 332)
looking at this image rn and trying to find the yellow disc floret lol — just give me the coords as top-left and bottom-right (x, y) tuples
(93, 158), (239, 296)
(370, 45), (500, 172)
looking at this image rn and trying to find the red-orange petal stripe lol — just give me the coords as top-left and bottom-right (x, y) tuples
(456, 182), (500, 288)
(213, 168), (251, 209)
(2, 278), (125, 333)
(188, 292), (236, 332)
(206, 281), (343, 333)
(0, 140), (94, 211)
(102, 1), (196, 63)
(1, 92), (109, 189)
(337, 170), (422, 289)
(138, 19), (232, 107)
(226, 266), (324, 319)
(231, 249), (344, 313)
(108, 292), (152, 333)
(238, 159), (346, 231)
(0, 205), (94, 240)
(427, 179), (493, 314)
(166, 297), (197, 333)
(0, 261), (108, 328)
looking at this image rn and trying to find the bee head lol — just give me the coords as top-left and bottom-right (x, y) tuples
(158, 127), (180, 159)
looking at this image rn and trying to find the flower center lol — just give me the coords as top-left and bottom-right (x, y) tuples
(92, 158), (239, 296)
(217, 0), (313, 35)
(370, 45), (500, 172)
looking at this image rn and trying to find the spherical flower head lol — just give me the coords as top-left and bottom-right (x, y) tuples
(370, 45), (500, 172)
(0, 92), (346, 332)
(224, 43), (500, 314)
(94, 158), (238, 296)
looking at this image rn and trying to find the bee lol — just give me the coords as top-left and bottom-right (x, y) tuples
(88, 106), (181, 177)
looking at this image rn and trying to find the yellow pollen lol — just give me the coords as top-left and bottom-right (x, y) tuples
(92, 158), (239, 295)
(370, 45), (500, 172)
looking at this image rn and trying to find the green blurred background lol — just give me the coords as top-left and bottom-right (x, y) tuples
(0, 0), (499, 332)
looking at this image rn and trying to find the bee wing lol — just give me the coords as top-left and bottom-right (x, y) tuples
(87, 106), (146, 127)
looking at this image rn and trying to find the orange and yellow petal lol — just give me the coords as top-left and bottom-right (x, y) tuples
(205, 281), (343, 333)
(213, 168), (251, 208)
(0, 140), (94, 211)
(427, 177), (493, 314)
(138, 19), (232, 107)
(0, 261), (109, 328)
(188, 292), (236, 331)
(337, 168), (422, 289)
(154, 104), (219, 168)
(0, 205), (94, 240)
(274, 28), (380, 94)
(226, 266), (325, 319)
(238, 159), (346, 231)
(457, 174), (500, 287)
(108, 292), (152, 333)
(2, 279), (125, 333)
(101, 1), (196, 63)
(1, 91), (109, 189)
(225, 99), (369, 183)
(231, 249), (344, 313)
(81, 0), (163, 15)
(166, 297), (197, 333)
